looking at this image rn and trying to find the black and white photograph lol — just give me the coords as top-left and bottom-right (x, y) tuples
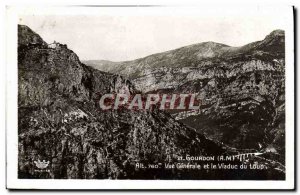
(4, 4), (295, 190)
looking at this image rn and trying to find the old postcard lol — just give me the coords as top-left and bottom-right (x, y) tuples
(6, 5), (295, 190)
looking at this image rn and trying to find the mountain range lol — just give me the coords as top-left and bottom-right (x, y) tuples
(18, 25), (285, 179)
(84, 30), (285, 161)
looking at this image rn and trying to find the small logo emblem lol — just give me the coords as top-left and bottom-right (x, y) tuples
(34, 159), (50, 169)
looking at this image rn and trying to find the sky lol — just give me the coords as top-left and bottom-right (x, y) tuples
(18, 7), (289, 61)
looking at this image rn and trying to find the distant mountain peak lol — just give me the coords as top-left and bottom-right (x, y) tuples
(181, 41), (229, 51)
(201, 41), (229, 47)
(85, 29), (285, 79)
(268, 29), (284, 37)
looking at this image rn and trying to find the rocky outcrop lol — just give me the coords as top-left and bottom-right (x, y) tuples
(18, 25), (225, 179)
(85, 30), (285, 163)
(18, 25), (285, 180)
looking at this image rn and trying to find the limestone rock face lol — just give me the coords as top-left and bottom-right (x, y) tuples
(18, 25), (285, 180)
(85, 30), (285, 162)
(18, 25), (47, 48)
(18, 25), (226, 179)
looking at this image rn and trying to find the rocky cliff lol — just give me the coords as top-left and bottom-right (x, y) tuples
(18, 25), (285, 180)
(85, 30), (285, 163)
(18, 25), (223, 179)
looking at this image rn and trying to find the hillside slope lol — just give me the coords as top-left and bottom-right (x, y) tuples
(18, 25), (285, 180)
(85, 30), (285, 162)
(18, 25), (225, 179)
